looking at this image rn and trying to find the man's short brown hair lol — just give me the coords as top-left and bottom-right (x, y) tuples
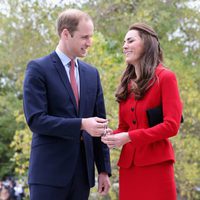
(56, 9), (92, 37)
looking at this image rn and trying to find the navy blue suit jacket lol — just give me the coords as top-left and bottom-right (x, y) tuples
(23, 51), (111, 187)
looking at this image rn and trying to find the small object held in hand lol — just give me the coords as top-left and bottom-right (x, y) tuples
(101, 124), (107, 136)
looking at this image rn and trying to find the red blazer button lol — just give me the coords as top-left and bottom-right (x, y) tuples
(132, 120), (136, 124)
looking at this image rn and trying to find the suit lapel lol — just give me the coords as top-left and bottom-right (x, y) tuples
(50, 51), (78, 114)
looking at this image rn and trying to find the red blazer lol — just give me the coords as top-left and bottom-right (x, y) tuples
(114, 64), (182, 168)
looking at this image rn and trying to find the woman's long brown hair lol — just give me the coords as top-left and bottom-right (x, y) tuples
(115, 23), (163, 102)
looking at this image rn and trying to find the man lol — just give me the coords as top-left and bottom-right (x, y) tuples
(23, 9), (111, 200)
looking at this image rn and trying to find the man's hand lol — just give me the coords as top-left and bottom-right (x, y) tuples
(81, 117), (108, 137)
(98, 172), (111, 196)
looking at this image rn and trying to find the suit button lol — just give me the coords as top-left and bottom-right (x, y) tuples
(132, 120), (136, 124)
(131, 107), (134, 111)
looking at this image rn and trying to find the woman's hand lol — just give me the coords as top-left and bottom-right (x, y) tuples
(101, 132), (131, 149)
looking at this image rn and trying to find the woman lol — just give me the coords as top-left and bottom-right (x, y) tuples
(102, 23), (182, 200)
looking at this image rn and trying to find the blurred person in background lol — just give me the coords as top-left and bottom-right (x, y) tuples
(0, 185), (11, 200)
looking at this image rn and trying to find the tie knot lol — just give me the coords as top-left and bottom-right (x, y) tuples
(70, 59), (75, 68)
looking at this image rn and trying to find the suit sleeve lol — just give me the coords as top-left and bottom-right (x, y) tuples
(129, 70), (182, 147)
(23, 60), (82, 140)
(92, 70), (111, 176)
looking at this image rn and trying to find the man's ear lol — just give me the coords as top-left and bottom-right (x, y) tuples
(61, 28), (70, 40)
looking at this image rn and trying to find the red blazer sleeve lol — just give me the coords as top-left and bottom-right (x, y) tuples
(128, 69), (182, 147)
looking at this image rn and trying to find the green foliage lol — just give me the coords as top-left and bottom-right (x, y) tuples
(10, 111), (31, 199)
(173, 134), (200, 200)
(0, 88), (20, 177)
(10, 111), (31, 176)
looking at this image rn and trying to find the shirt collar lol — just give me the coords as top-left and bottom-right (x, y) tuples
(55, 46), (78, 67)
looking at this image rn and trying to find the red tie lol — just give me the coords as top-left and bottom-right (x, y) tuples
(70, 60), (79, 107)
